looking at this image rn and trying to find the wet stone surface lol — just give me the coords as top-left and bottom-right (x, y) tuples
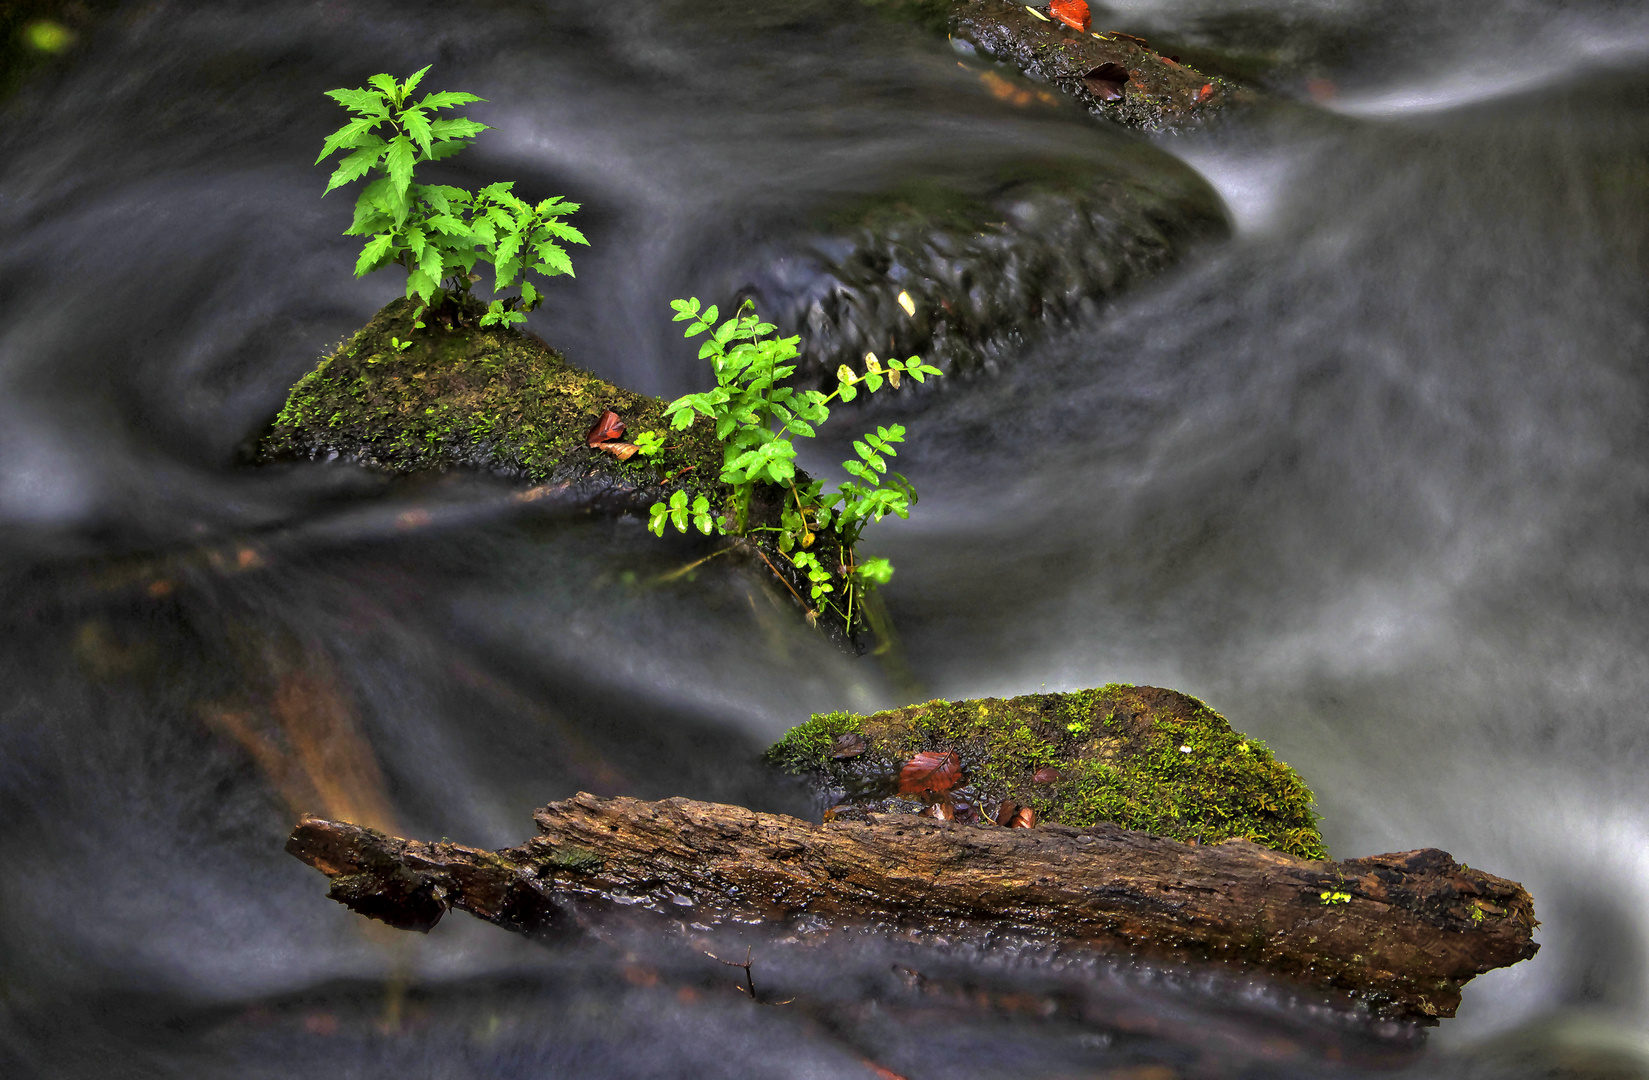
(729, 154), (1229, 386)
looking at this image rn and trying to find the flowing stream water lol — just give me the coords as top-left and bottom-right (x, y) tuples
(4, 1), (1649, 1076)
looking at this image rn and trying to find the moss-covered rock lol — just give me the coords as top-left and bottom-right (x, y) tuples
(255, 294), (865, 646)
(764, 683), (1328, 859)
(257, 295), (725, 490)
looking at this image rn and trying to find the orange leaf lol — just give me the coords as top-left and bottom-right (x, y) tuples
(897, 751), (961, 796)
(1011, 806), (1036, 828)
(1049, 0), (1089, 32)
(595, 441), (639, 461)
(586, 409), (626, 447)
(1197, 82), (1214, 103)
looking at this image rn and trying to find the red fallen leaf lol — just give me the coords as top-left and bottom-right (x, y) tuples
(586, 409), (625, 448)
(1049, 0), (1089, 32)
(831, 733), (869, 760)
(994, 799), (1021, 826)
(862, 1061), (910, 1080)
(1081, 63), (1130, 102)
(1011, 806), (1037, 828)
(1031, 766), (1061, 784)
(1197, 82), (1214, 103)
(595, 441), (639, 461)
(898, 751), (962, 796)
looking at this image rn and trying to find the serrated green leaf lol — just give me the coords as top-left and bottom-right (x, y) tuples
(428, 117), (487, 140)
(354, 233), (394, 277)
(538, 220), (588, 246)
(325, 87), (388, 114)
(418, 241), (443, 283)
(367, 73), (399, 98)
(406, 266), (437, 304)
(534, 245), (574, 277)
(384, 136), (416, 195)
(316, 117), (380, 163)
(323, 142), (383, 194)
(401, 107), (433, 156)
(401, 65), (431, 98)
(419, 90), (485, 110)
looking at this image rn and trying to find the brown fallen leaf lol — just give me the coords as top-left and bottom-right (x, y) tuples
(1031, 766), (1061, 784)
(831, 733), (869, 759)
(898, 750), (962, 796)
(1108, 31), (1148, 47)
(1081, 63), (1130, 102)
(994, 799), (1021, 827)
(594, 441), (639, 461)
(923, 801), (955, 822)
(586, 409), (626, 448)
(1010, 805), (1037, 828)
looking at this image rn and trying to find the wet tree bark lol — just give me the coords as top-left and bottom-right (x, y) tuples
(287, 792), (1538, 1024)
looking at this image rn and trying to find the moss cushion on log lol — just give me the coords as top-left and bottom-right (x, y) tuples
(764, 683), (1328, 859)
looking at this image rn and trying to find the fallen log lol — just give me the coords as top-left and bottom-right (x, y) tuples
(287, 792), (1537, 1024)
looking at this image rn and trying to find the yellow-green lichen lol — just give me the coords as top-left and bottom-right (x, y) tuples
(764, 684), (1328, 859)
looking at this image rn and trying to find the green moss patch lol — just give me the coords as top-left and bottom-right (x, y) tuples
(257, 296), (723, 488)
(764, 684), (1328, 859)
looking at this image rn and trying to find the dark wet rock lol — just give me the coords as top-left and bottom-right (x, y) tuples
(731, 154), (1229, 386)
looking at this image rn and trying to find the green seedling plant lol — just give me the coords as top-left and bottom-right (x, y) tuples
(316, 66), (587, 328)
(649, 297), (940, 630)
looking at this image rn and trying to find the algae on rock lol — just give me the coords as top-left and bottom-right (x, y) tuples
(765, 683), (1328, 859)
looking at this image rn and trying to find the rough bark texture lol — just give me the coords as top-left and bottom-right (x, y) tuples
(950, 0), (1259, 132)
(287, 792), (1538, 1024)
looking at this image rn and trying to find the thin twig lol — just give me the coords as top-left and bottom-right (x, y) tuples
(704, 947), (793, 1006)
(750, 545), (811, 616)
(654, 546), (732, 583)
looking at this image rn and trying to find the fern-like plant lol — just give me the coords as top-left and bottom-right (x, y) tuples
(650, 297), (940, 630)
(316, 67), (586, 327)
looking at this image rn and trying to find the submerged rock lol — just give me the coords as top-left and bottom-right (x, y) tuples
(765, 683), (1328, 859)
(733, 156), (1229, 385)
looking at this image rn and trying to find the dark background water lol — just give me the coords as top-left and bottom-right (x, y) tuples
(3, 1), (1649, 1076)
